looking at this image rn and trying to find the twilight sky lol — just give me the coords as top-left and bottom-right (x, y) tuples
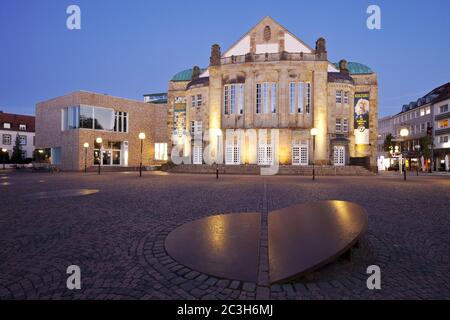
(0, 0), (449, 117)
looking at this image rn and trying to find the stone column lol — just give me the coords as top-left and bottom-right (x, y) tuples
(208, 67), (223, 163)
(313, 64), (329, 164)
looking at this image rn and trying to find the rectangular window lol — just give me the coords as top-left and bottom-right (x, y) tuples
(415, 111), (418, 118)
(256, 84), (262, 114)
(190, 121), (195, 135)
(426, 106), (431, 115)
(420, 108), (425, 116)
(298, 82), (304, 113)
(19, 135), (27, 145)
(113, 111), (128, 133)
(438, 119), (449, 129)
(224, 85), (229, 115)
(191, 96), (196, 108)
(305, 82), (311, 113)
(263, 83), (269, 113)
(409, 113), (413, 120)
(80, 105), (94, 129)
(226, 136), (240, 165)
(271, 83), (277, 113)
(439, 136), (449, 143)
(94, 107), (114, 131)
(336, 90), (342, 104)
(230, 84), (236, 114)
(68, 106), (79, 129)
(420, 123), (425, 133)
(197, 94), (202, 107)
(2, 134), (11, 145)
(3, 122), (11, 129)
(440, 105), (449, 113)
(343, 118), (349, 132)
(335, 118), (342, 132)
(237, 84), (244, 115)
(289, 82), (296, 114)
(155, 143), (168, 161)
(19, 124), (26, 131)
(343, 91), (349, 104)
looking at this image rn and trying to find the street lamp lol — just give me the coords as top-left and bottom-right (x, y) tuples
(400, 128), (409, 181)
(138, 132), (146, 177)
(1, 148), (7, 170)
(310, 128), (318, 181)
(96, 137), (103, 175)
(83, 142), (89, 173)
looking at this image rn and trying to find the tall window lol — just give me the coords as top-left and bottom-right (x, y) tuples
(297, 82), (304, 113)
(237, 84), (244, 115)
(19, 135), (27, 145)
(197, 94), (202, 107)
(343, 91), (349, 104)
(224, 84), (244, 115)
(271, 83), (278, 113)
(113, 111), (128, 133)
(336, 118), (342, 132)
(289, 83), (296, 114)
(426, 106), (431, 114)
(440, 105), (449, 113)
(343, 118), (349, 132)
(191, 96), (196, 108)
(230, 84), (236, 114)
(336, 90), (342, 104)
(263, 83), (269, 113)
(224, 85), (229, 115)
(256, 84), (262, 114)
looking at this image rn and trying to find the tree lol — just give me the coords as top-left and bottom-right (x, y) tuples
(383, 133), (395, 153)
(420, 135), (433, 159)
(11, 134), (24, 164)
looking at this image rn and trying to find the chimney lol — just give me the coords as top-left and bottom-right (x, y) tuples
(315, 37), (327, 60)
(210, 44), (221, 66)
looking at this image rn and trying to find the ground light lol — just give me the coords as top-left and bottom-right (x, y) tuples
(139, 132), (146, 177)
(310, 128), (318, 181)
(83, 142), (89, 173)
(96, 137), (103, 175)
(400, 128), (409, 181)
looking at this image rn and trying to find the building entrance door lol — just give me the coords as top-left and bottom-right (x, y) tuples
(334, 146), (345, 166)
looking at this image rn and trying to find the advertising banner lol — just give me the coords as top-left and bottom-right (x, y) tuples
(173, 97), (186, 138)
(354, 92), (370, 145)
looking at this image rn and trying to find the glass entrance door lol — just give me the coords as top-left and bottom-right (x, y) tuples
(334, 146), (345, 166)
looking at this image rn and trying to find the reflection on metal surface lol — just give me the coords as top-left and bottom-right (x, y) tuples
(165, 213), (261, 282)
(26, 189), (99, 200)
(268, 200), (368, 283)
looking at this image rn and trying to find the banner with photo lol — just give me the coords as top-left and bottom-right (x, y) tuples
(173, 97), (187, 138)
(354, 92), (370, 145)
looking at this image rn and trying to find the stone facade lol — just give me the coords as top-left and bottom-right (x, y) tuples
(36, 91), (167, 171)
(167, 17), (378, 170)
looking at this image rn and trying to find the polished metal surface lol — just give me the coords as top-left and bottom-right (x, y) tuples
(26, 189), (99, 200)
(165, 213), (261, 282)
(268, 200), (368, 283)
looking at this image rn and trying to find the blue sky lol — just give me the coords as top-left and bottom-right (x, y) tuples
(0, 0), (449, 117)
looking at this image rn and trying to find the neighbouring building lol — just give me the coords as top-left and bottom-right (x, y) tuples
(144, 93), (168, 104)
(377, 115), (394, 170)
(391, 82), (450, 171)
(166, 17), (378, 170)
(35, 91), (168, 171)
(0, 111), (35, 160)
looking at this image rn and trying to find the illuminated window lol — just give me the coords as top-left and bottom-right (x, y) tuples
(420, 108), (425, 116)
(438, 119), (448, 129)
(439, 136), (448, 143)
(3, 122), (11, 129)
(155, 143), (168, 161)
(19, 135), (27, 145)
(425, 106), (431, 115)
(19, 124), (27, 131)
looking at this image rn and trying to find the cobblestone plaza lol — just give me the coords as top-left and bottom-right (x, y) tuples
(1, 171), (449, 300)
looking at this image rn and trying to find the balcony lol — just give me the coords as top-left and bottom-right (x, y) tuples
(435, 127), (450, 136)
(220, 52), (319, 65)
(435, 111), (450, 121)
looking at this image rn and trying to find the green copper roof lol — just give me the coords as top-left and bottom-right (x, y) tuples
(171, 68), (206, 82)
(333, 62), (373, 74)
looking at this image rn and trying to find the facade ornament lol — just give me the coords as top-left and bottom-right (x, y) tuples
(210, 44), (221, 66)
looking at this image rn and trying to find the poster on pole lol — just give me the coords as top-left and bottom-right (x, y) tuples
(354, 92), (370, 145)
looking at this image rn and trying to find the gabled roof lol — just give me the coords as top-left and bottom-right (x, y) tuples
(222, 16), (314, 57)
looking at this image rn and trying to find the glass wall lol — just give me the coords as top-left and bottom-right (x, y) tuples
(62, 105), (127, 132)
(94, 140), (122, 166)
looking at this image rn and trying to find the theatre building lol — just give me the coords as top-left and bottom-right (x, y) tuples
(36, 91), (168, 171)
(167, 17), (378, 170)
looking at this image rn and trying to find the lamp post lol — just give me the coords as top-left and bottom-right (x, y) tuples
(96, 137), (103, 175)
(1, 148), (7, 170)
(310, 128), (318, 181)
(83, 142), (89, 173)
(139, 132), (146, 177)
(400, 128), (409, 181)
(215, 129), (222, 180)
